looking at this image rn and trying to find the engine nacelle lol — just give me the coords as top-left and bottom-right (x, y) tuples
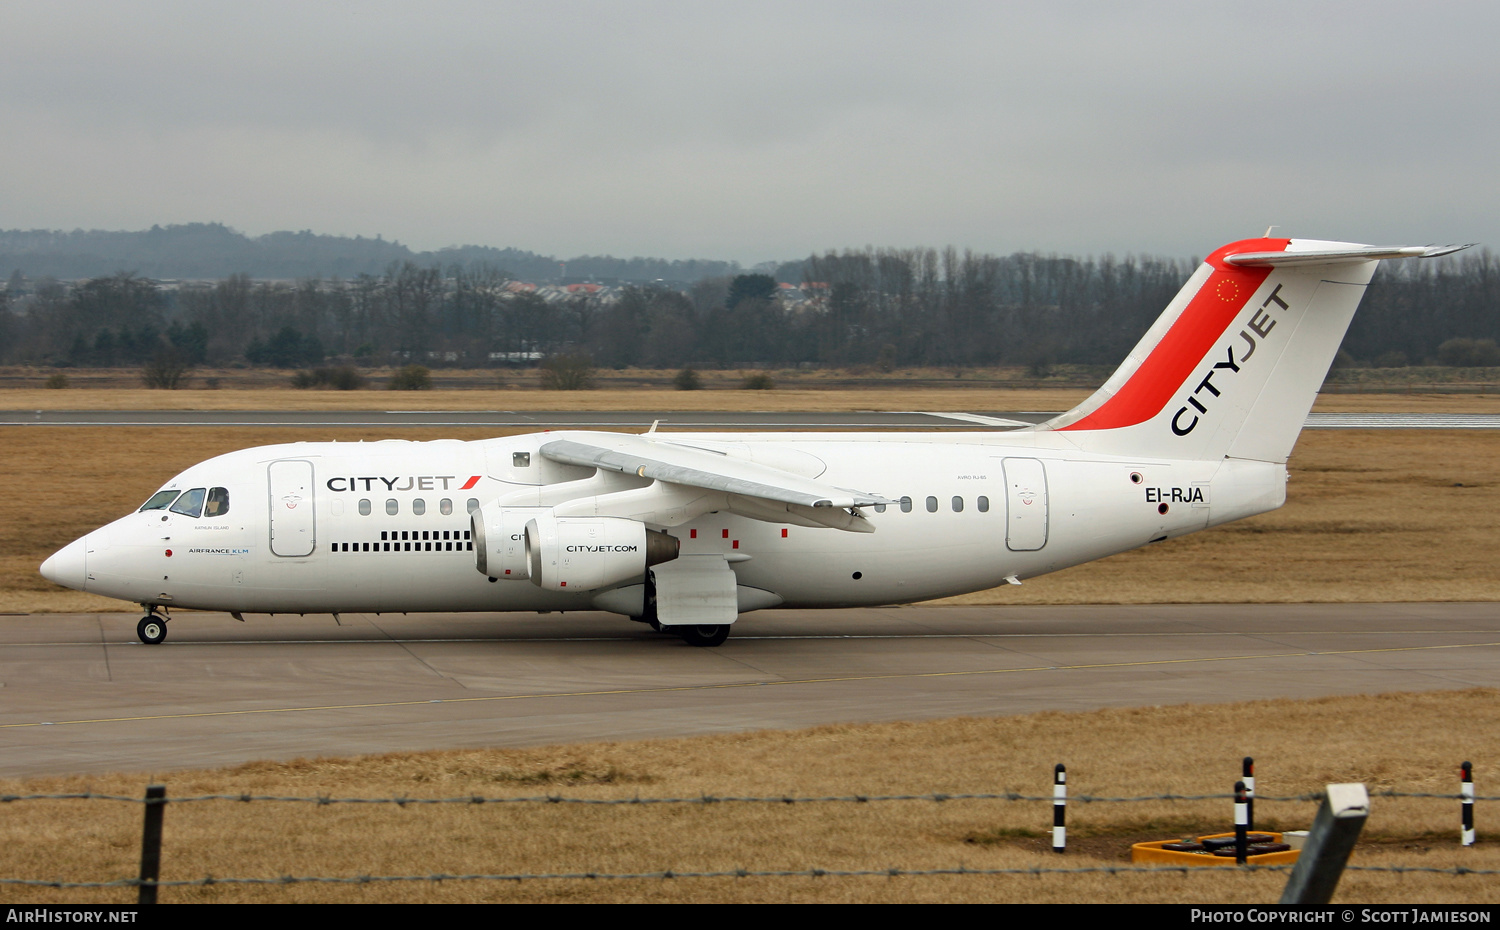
(471, 506), (546, 580)
(524, 513), (678, 592)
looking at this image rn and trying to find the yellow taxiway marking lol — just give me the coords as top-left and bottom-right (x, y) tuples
(4, 640), (1498, 730)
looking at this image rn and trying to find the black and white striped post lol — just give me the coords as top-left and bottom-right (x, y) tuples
(1234, 780), (1249, 865)
(1462, 761), (1475, 847)
(1243, 756), (1255, 832)
(1053, 764), (1066, 853)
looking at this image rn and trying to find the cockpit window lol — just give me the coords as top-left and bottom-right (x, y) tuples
(170, 488), (207, 518)
(204, 487), (230, 517)
(140, 490), (181, 512)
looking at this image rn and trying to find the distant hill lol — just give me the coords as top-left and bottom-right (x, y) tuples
(0, 223), (747, 284)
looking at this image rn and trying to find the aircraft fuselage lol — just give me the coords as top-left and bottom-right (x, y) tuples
(54, 429), (1285, 616)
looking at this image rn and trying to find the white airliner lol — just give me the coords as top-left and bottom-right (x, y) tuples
(40, 236), (1467, 647)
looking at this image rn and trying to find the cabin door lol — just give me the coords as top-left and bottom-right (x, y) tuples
(268, 460), (316, 557)
(1002, 457), (1048, 551)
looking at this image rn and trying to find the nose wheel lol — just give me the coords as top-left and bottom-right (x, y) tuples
(137, 614), (167, 645)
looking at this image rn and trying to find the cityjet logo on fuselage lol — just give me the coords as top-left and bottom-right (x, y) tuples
(1170, 283), (1287, 436)
(326, 475), (482, 492)
(566, 545), (639, 553)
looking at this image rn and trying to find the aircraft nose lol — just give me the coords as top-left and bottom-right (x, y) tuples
(40, 536), (88, 591)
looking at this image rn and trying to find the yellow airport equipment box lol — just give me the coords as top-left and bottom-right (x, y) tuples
(1132, 832), (1301, 867)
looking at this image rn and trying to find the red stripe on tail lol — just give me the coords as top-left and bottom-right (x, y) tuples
(1058, 238), (1288, 432)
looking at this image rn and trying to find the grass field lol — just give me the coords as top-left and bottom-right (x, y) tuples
(6, 383), (1500, 413)
(0, 689), (1494, 904)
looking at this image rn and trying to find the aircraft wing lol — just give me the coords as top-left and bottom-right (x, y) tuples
(539, 434), (890, 510)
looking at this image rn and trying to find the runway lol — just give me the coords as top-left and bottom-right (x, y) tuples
(5, 410), (1500, 428)
(1, 603), (1496, 778)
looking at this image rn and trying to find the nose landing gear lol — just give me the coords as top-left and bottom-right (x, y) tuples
(136, 609), (167, 645)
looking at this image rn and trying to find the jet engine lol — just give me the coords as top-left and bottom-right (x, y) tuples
(472, 506), (545, 579)
(524, 512), (678, 592)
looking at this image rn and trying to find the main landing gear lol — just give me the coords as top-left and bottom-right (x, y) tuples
(632, 577), (732, 646)
(137, 609), (167, 645)
(674, 624), (731, 647)
(638, 619), (730, 646)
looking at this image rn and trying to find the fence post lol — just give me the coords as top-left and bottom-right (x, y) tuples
(1462, 761), (1475, 847)
(1052, 764), (1066, 853)
(1234, 781), (1249, 864)
(1243, 757), (1255, 831)
(1279, 783), (1369, 905)
(137, 784), (166, 906)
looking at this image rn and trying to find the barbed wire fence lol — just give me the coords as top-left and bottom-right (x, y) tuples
(1, 777), (1491, 903)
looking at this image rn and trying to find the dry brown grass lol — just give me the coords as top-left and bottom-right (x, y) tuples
(9, 384), (1500, 413)
(6, 427), (1498, 612)
(0, 689), (1494, 904)
(1312, 392), (1500, 414)
(2, 385), (1100, 413)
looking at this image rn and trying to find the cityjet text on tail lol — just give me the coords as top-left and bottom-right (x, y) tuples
(41, 236), (1470, 647)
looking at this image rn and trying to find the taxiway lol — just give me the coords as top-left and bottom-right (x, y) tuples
(1, 603), (1496, 777)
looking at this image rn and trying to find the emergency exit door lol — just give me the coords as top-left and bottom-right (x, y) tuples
(1002, 457), (1048, 551)
(268, 460), (316, 557)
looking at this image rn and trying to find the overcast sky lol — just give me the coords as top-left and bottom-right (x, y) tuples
(2, 1), (1495, 263)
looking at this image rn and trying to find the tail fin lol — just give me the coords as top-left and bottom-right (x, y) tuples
(1041, 237), (1465, 464)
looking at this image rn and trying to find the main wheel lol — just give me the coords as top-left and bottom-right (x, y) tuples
(677, 624), (730, 647)
(137, 615), (167, 645)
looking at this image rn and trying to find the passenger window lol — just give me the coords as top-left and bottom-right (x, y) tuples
(514, 452), (531, 467)
(977, 496), (990, 513)
(386, 499), (399, 515)
(170, 488), (207, 518)
(952, 496), (963, 513)
(440, 498), (453, 515)
(358, 499), (371, 516)
(413, 498), (426, 516)
(140, 490), (180, 512)
(925, 496), (938, 513)
(204, 487), (230, 517)
(467, 498), (480, 514)
(900, 496), (912, 513)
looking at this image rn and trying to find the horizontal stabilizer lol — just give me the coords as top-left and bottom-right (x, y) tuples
(1225, 244), (1472, 267)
